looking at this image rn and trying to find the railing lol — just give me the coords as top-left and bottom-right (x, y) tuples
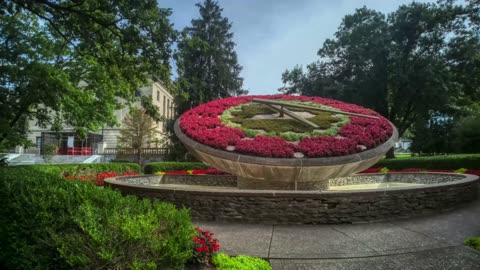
(99, 148), (170, 156)
(24, 147), (40, 154)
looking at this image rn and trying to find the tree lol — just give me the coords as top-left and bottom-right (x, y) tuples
(117, 108), (161, 164)
(166, 0), (246, 160)
(0, 0), (175, 148)
(410, 114), (455, 154)
(175, 0), (246, 114)
(279, 1), (480, 157)
(453, 111), (480, 154)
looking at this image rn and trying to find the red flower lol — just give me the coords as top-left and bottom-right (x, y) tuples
(165, 170), (189, 175)
(298, 136), (360, 157)
(95, 172), (118, 186)
(359, 167), (382, 174)
(121, 171), (139, 176)
(466, 170), (480, 176)
(235, 135), (296, 157)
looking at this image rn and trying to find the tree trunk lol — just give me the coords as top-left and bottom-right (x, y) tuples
(136, 148), (142, 167)
(385, 147), (396, 159)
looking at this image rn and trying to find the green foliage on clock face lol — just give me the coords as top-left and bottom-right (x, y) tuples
(221, 102), (349, 141)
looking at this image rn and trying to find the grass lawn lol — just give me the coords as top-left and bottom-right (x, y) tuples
(394, 153), (412, 159)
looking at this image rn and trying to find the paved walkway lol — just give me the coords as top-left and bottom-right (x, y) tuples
(196, 188), (480, 269)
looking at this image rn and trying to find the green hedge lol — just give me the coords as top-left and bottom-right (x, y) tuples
(13, 162), (141, 177)
(375, 154), (480, 170)
(0, 167), (193, 269)
(144, 162), (208, 174)
(465, 237), (480, 251)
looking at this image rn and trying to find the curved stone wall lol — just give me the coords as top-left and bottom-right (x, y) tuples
(105, 173), (479, 224)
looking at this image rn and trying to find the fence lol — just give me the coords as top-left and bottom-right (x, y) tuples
(99, 148), (170, 156)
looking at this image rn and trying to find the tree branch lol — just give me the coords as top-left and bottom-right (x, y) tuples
(24, 7), (86, 58)
(36, 0), (123, 37)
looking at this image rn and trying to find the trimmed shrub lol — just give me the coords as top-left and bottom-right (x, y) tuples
(144, 162), (208, 174)
(212, 253), (271, 270)
(13, 163), (141, 178)
(0, 167), (193, 269)
(375, 154), (480, 170)
(465, 237), (480, 251)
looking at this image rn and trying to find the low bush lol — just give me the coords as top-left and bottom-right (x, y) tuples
(0, 166), (193, 269)
(465, 237), (480, 251)
(13, 162), (141, 178)
(212, 253), (271, 270)
(375, 154), (480, 170)
(144, 162), (208, 174)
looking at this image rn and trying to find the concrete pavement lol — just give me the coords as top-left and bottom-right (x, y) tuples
(196, 188), (480, 269)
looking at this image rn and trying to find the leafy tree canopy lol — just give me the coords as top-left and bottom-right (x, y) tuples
(0, 0), (175, 148)
(117, 107), (162, 164)
(117, 108), (159, 149)
(279, 0), (480, 155)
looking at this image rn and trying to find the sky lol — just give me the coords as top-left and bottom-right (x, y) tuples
(160, 0), (433, 95)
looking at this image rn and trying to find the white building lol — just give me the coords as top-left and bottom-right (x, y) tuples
(23, 80), (174, 155)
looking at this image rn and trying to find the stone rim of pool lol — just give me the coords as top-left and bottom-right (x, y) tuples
(105, 172), (479, 224)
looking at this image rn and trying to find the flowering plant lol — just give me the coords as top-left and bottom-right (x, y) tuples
(95, 171), (119, 186)
(121, 171), (139, 176)
(65, 175), (95, 183)
(180, 95), (393, 158)
(65, 171), (139, 186)
(191, 227), (220, 265)
(95, 171), (139, 186)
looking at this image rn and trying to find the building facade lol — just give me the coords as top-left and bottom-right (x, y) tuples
(23, 81), (174, 155)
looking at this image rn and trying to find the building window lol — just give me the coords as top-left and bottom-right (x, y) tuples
(167, 99), (170, 118)
(163, 96), (166, 116)
(157, 91), (160, 101)
(36, 137), (42, 148)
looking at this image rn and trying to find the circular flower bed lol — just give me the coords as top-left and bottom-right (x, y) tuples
(180, 95), (393, 158)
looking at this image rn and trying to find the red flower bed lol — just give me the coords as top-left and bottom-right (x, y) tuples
(179, 95), (393, 158)
(466, 170), (480, 176)
(65, 171), (139, 186)
(235, 136), (296, 158)
(95, 171), (119, 186)
(156, 168), (230, 175)
(358, 167), (382, 174)
(205, 168), (228, 175)
(298, 136), (360, 157)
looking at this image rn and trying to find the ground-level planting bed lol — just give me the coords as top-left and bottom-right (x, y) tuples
(105, 172), (479, 224)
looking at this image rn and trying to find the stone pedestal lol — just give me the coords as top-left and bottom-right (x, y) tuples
(174, 119), (398, 191)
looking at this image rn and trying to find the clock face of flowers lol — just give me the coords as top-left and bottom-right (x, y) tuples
(179, 95), (393, 158)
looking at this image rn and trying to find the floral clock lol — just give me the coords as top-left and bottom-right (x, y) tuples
(175, 95), (398, 190)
